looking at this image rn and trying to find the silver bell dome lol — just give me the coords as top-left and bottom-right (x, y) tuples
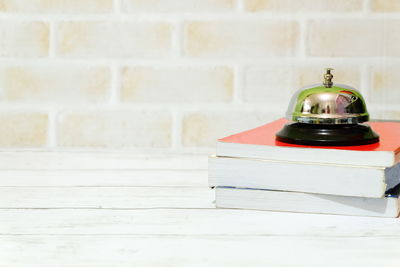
(285, 69), (369, 124)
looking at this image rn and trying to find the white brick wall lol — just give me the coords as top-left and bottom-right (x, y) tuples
(0, 65), (111, 103)
(0, 0), (398, 152)
(0, 0), (113, 13)
(121, 66), (233, 103)
(244, 0), (363, 13)
(121, 0), (235, 13)
(182, 110), (278, 147)
(57, 21), (173, 58)
(0, 21), (49, 57)
(58, 110), (172, 148)
(184, 20), (299, 58)
(307, 20), (400, 57)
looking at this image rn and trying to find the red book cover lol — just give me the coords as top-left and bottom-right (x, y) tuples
(219, 118), (400, 163)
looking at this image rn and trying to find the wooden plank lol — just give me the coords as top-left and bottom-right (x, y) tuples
(0, 170), (208, 187)
(0, 152), (207, 170)
(1, 209), (400, 237)
(0, 236), (399, 266)
(0, 187), (214, 208)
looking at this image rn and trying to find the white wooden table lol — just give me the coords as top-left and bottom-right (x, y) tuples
(1, 152), (400, 266)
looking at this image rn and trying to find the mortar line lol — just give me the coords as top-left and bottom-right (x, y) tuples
(171, 110), (183, 151)
(113, 0), (122, 14)
(233, 64), (243, 104)
(2, 58), (400, 66)
(363, 0), (372, 15)
(236, 0), (245, 13)
(0, 13), (384, 21)
(110, 64), (121, 105)
(172, 19), (183, 59)
(48, 21), (57, 58)
(360, 64), (370, 104)
(47, 108), (57, 149)
(297, 18), (307, 60)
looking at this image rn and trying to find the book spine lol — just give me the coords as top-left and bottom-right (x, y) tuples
(216, 187), (399, 218)
(209, 156), (386, 198)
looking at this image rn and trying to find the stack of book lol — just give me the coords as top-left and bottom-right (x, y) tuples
(209, 118), (400, 217)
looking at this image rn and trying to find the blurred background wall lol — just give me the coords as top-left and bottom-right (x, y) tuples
(0, 0), (398, 154)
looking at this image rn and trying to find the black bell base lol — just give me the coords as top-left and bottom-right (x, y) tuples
(276, 123), (380, 146)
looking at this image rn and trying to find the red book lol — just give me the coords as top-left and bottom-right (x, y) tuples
(217, 118), (400, 167)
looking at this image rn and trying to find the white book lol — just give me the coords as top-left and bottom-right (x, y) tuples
(215, 187), (400, 218)
(217, 118), (400, 168)
(208, 156), (400, 198)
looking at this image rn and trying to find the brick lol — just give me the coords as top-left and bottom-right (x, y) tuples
(0, 66), (110, 104)
(371, 66), (400, 105)
(244, 66), (297, 104)
(121, 66), (233, 103)
(369, 110), (400, 120)
(0, 21), (48, 57)
(0, 0), (112, 13)
(244, 66), (360, 103)
(57, 22), (173, 58)
(58, 111), (172, 148)
(296, 67), (360, 89)
(371, 0), (400, 12)
(182, 111), (277, 147)
(185, 21), (298, 58)
(0, 112), (48, 147)
(245, 0), (362, 12)
(307, 20), (400, 57)
(122, 0), (235, 13)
